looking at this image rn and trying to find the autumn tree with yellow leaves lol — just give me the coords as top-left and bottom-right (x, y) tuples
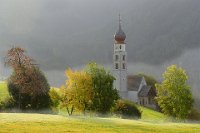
(61, 69), (94, 115)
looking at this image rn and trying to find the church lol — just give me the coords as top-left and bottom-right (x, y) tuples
(112, 15), (156, 109)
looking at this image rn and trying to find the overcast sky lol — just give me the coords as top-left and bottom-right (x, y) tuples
(0, 0), (200, 106)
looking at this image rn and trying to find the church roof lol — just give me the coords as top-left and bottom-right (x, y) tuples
(127, 75), (143, 91)
(138, 86), (151, 97)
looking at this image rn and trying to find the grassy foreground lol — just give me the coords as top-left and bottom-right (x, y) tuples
(0, 82), (199, 132)
(0, 113), (199, 133)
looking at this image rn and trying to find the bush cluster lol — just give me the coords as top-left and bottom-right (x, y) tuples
(8, 67), (51, 110)
(0, 96), (15, 111)
(49, 88), (61, 113)
(188, 109), (200, 121)
(113, 100), (141, 119)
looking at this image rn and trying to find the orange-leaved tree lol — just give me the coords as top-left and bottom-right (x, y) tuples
(5, 46), (51, 110)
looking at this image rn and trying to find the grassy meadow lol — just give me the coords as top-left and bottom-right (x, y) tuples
(0, 82), (8, 101)
(0, 82), (200, 133)
(0, 113), (199, 133)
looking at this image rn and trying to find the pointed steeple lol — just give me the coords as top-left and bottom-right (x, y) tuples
(118, 14), (122, 30)
(114, 14), (126, 44)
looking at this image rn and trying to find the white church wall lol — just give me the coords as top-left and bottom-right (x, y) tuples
(119, 91), (128, 100)
(128, 91), (139, 103)
(113, 44), (127, 92)
(113, 70), (127, 92)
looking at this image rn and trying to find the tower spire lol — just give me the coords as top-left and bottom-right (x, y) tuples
(119, 13), (122, 30)
(114, 14), (126, 44)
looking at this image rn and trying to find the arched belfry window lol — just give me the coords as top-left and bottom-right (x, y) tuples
(120, 45), (122, 49)
(115, 55), (119, 61)
(123, 63), (126, 69)
(122, 55), (125, 61)
(115, 63), (119, 69)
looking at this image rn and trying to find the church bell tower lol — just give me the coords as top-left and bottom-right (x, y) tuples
(113, 14), (128, 99)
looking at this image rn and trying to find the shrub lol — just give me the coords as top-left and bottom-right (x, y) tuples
(8, 67), (51, 110)
(0, 99), (4, 111)
(188, 108), (200, 121)
(113, 100), (141, 119)
(0, 96), (16, 111)
(49, 88), (62, 113)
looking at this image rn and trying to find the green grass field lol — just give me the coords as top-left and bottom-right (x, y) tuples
(0, 82), (199, 133)
(139, 106), (166, 122)
(0, 82), (9, 101)
(0, 113), (199, 133)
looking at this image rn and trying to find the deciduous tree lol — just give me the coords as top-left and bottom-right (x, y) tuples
(61, 69), (94, 115)
(5, 47), (51, 110)
(155, 65), (194, 119)
(85, 62), (119, 114)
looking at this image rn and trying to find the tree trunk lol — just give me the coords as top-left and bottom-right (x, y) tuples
(66, 106), (74, 116)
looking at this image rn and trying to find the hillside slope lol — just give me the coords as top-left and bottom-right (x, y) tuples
(139, 106), (165, 122)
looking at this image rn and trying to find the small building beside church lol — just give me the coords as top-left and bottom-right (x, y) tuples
(127, 75), (156, 108)
(112, 15), (156, 109)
